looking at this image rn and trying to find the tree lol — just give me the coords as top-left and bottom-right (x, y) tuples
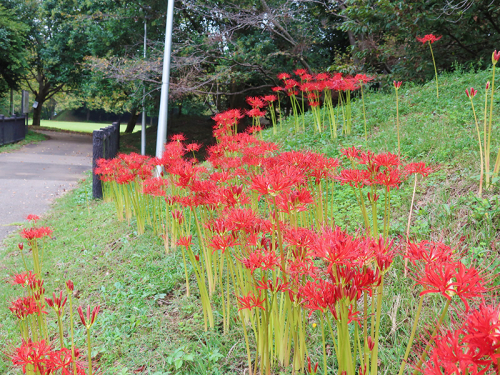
(0, 4), (28, 96)
(5, 0), (91, 125)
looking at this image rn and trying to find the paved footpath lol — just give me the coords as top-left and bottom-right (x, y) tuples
(0, 130), (93, 243)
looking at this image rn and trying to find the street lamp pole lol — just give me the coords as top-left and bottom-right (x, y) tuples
(155, 0), (175, 160)
(141, 18), (147, 155)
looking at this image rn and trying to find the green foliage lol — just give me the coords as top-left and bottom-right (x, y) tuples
(0, 4), (28, 95)
(339, 0), (500, 80)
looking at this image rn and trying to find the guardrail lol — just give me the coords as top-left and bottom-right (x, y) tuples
(92, 121), (120, 199)
(0, 115), (27, 146)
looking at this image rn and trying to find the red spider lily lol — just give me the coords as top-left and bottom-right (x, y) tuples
(315, 72), (330, 81)
(26, 214), (40, 222)
(416, 34), (442, 44)
(262, 95), (277, 103)
(18, 242), (23, 251)
(465, 87), (477, 98)
(463, 304), (500, 361)
(272, 86), (284, 92)
(246, 96), (265, 108)
(341, 146), (362, 160)
(171, 210), (184, 224)
(20, 226), (53, 240)
(307, 357), (319, 374)
(237, 291), (266, 311)
(255, 276), (289, 293)
(10, 339), (52, 374)
(169, 133), (186, 142)
(66, 279), (74, 292)
(77, 305), (100, 329)
(415, 261), (488, 311)
(492, 50), (500, 63)
(372, 152), (401, 170)
(48, 347), (85, 375)
(302, 73), (313, 82)
(247, 125), (263, 134)
(294, 68), (307, 76)
(9, 296), (47, 320)
(313, 226), (362, 268)
(354, 74), (374, 84)
(405, 240), (455, 266)
(276, 188), (313, 214)
(247, 108), (266, 118)
(239, 248), (280, 274)
(249, 166), (304, 196)
(45, 291), (68, 317)
(208, 234), (239, 254)
(185, 142), (201, 152)
(142, 177), (168, 197)
(11, 270), (37, 287)
(370, 236), (395, 272)
(375, 169), (404, 191)
(336, 169), (371, 188)
(177, 236), (193, 250)
(405, 162), (433, 177)
(394, 81), (402, 89)
(277, 72), (291, 80)
(299, 279), (337, 316)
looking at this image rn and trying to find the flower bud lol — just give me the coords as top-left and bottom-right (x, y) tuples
(18, 243), (24, 251)
(493, 50), (500, 65)
(486, 81), (490, 90)
(66, 280), (74, 292)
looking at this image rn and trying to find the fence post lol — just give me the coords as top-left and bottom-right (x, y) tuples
(114, 121), (120, 152)
(92, 129), (104, 199)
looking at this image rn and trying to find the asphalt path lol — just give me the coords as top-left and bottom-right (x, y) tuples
(0, 130), (93, 243)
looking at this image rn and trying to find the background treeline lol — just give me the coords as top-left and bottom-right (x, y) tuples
(1, 0), (499, 129)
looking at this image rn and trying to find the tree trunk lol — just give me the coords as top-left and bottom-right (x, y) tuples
(125, 109), (140, 133)
(32, 102), (43, 126)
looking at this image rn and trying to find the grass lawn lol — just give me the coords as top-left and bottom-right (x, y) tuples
(0, 130), (48, 153)
(1, 66), (499, 374)
(27, 120), (145, 134)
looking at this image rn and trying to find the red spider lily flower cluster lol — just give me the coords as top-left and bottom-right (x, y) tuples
(94, 120), (443, 374)
(9, 339), (87, 375)
(393, 81), (402, 89)
(77, 305), (100, 329)
(416, 34), (442, 44)
(20, 226), (53, 240)
(6, 217), (99, 375)
(419, 303), (500, 374)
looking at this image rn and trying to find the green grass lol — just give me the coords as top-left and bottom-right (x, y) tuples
(0, 130), (48, 153)
(27, 120), (145, 134)
(1, 67), (500, 374)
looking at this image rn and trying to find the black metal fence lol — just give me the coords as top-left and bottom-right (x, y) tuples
(0, 115), (27, 146)
(92, 121), (120, 199)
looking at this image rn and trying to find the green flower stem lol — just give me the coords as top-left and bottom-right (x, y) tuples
(397, 294), (424, 375)
(68, 293), (77, 375)
(361, 84), (368, 140)
(428, 41), (439, 98)
(395, 87), (401, 155)
(320, 312), (328, 375)
(412, 299), (451, 374)
(87, 328), (93, 375)
(57, 314), (64, 349)
(486, 63), (496, 187)
(469, 97), (485, 197)
(239, 309), (253, 375)
(370, 276), (385, 375)
(404, 175), (418, 277)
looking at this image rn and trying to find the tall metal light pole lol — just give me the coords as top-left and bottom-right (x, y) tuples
(155, 0), (175, 160)
(141, 18), (147, 155)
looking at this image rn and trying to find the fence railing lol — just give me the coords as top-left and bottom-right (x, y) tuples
(92, 121), (120, 199)
(0, 115), (27, 146)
